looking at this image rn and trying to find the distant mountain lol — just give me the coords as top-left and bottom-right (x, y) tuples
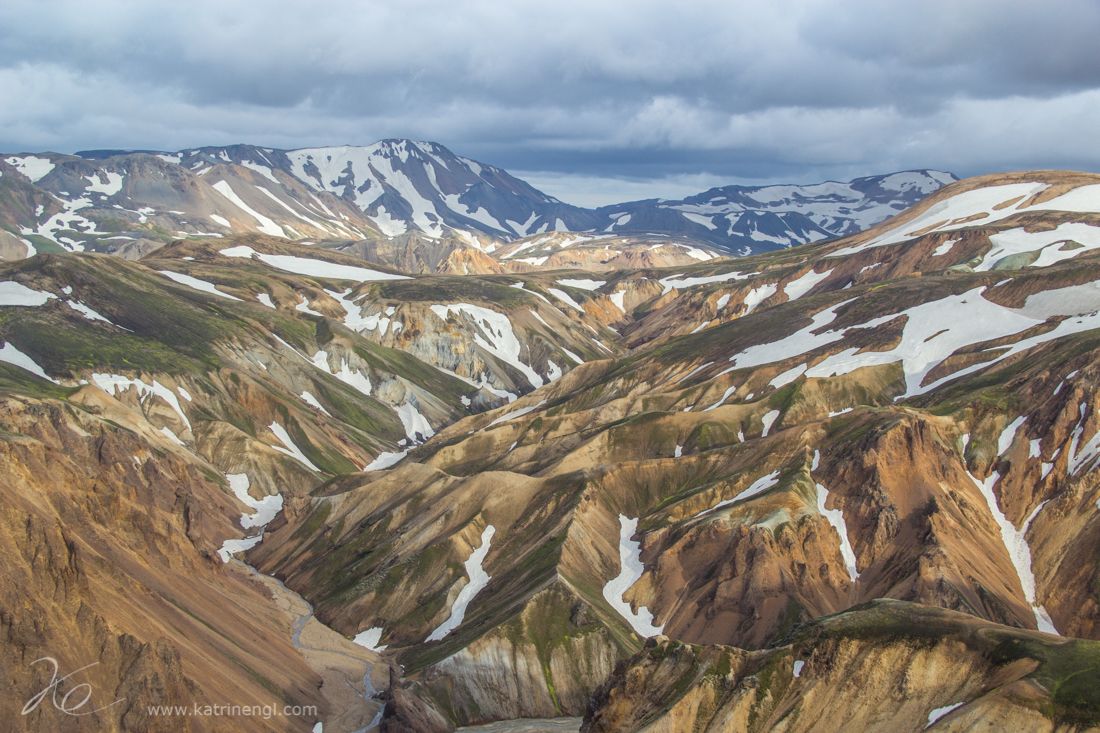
(0, 141), (954, 260)
(595, 170), (958, 254)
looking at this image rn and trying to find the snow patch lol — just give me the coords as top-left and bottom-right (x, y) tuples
(0, 281), (55, 306)
(427, 525), (496, 641)
(783, 268), (833, 301)
(602, 515), (663, 638)
(813, 454), (859, 582)
(351, 627), (387, 652)
(211, 180), (286, 237)
(761, 409), (781, 436)
(92, 373), (191, 429)
(488, 399), (546, 427)
(697, 471), (781, 517)
(397, 400), (434, 443)
(557, 278), (606, 291)
(804, 285), (1100, 398)
(363, 450), (408, 471)
(299, 391), (331, 416)
(225, 473), (283, 530)
(268, 422), (320, 471)
(430, 304), (543, 388)
(5, 155), (54, 181)
(220, 245), (408, 282)
(84, 171), (124, 196)
(742, 283), (777, 314)
(966, 460), (1057, 634)
(769, 363), (807, 389)
(926, 702), (965, 728)
(932, 239), (959, 257)
(0, 342), (57, 382)
(659, 270), (753, 295)
(547, 287), (585, 312)
(158, 270), (241, 300)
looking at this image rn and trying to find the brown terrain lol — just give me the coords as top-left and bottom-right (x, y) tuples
(1, 171), (1100, 731)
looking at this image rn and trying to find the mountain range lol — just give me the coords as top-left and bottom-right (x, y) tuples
(0, 140), (955, 262)
(3, 166), (1100, 732)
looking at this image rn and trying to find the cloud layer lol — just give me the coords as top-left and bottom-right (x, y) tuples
(2, 0), (1097, 202)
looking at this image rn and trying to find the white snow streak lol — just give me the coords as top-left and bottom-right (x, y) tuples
(602, 515), (663, 638)
(220, 245), (407, 282)
(431, 303), (543, 388)
(696, 471), (781, 517)
(158, 270), (241, 300)
(268, 421), (320, 471)
(427, 525), (496, 641)
(211, 180), (286, 237)
(0, 342), (57, 382)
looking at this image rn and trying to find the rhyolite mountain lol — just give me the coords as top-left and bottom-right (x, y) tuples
(3, 170), (1100, 733)
(0, 140), (954, 261)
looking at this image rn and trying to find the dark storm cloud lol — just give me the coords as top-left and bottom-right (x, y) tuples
(1, 0), (1097, 204)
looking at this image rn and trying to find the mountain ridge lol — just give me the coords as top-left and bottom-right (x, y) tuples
(1, 140), (955, 258)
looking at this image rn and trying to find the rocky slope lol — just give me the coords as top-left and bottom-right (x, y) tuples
(3, 169), (1100, 731)
(0, 391), (331, 732)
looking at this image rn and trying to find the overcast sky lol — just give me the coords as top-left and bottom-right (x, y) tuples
(2, 0), (1098, 206)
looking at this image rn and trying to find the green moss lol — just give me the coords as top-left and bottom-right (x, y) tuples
(284, 415), (354, 474)
(706, 650), (733, 679)
(989, 636), (1100, 725)
(290, 501), (332, 542)
(768, 597), (807, 645)
(309, 378), (404, 443)
(747, 650), (792, 729)
(0, 255), (254, 375)
(374, 276), (532, 307)
(21, 234), (68, 255)
(0, 309), (207, 375)
(0, 363), (75, 399)
(660, 659), (705, 717)
(350, 338), (470, 408)
(691, 420), (744, 451)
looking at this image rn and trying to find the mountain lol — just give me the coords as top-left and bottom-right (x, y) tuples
(4, 170), (1100, 731)
(0, 142), (953, 262)
(595, 169), (958, 254)
(266, 141), (600, 238)
(0, 146), (384, 259)
(253, 170), (1100, 730)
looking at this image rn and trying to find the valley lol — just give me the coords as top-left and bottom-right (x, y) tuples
(2, 161), (1100, 732)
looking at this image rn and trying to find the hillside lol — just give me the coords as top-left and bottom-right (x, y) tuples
(3, 170), (1100, 732)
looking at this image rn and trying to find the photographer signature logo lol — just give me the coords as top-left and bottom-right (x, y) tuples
(22, 656), (125, 717)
